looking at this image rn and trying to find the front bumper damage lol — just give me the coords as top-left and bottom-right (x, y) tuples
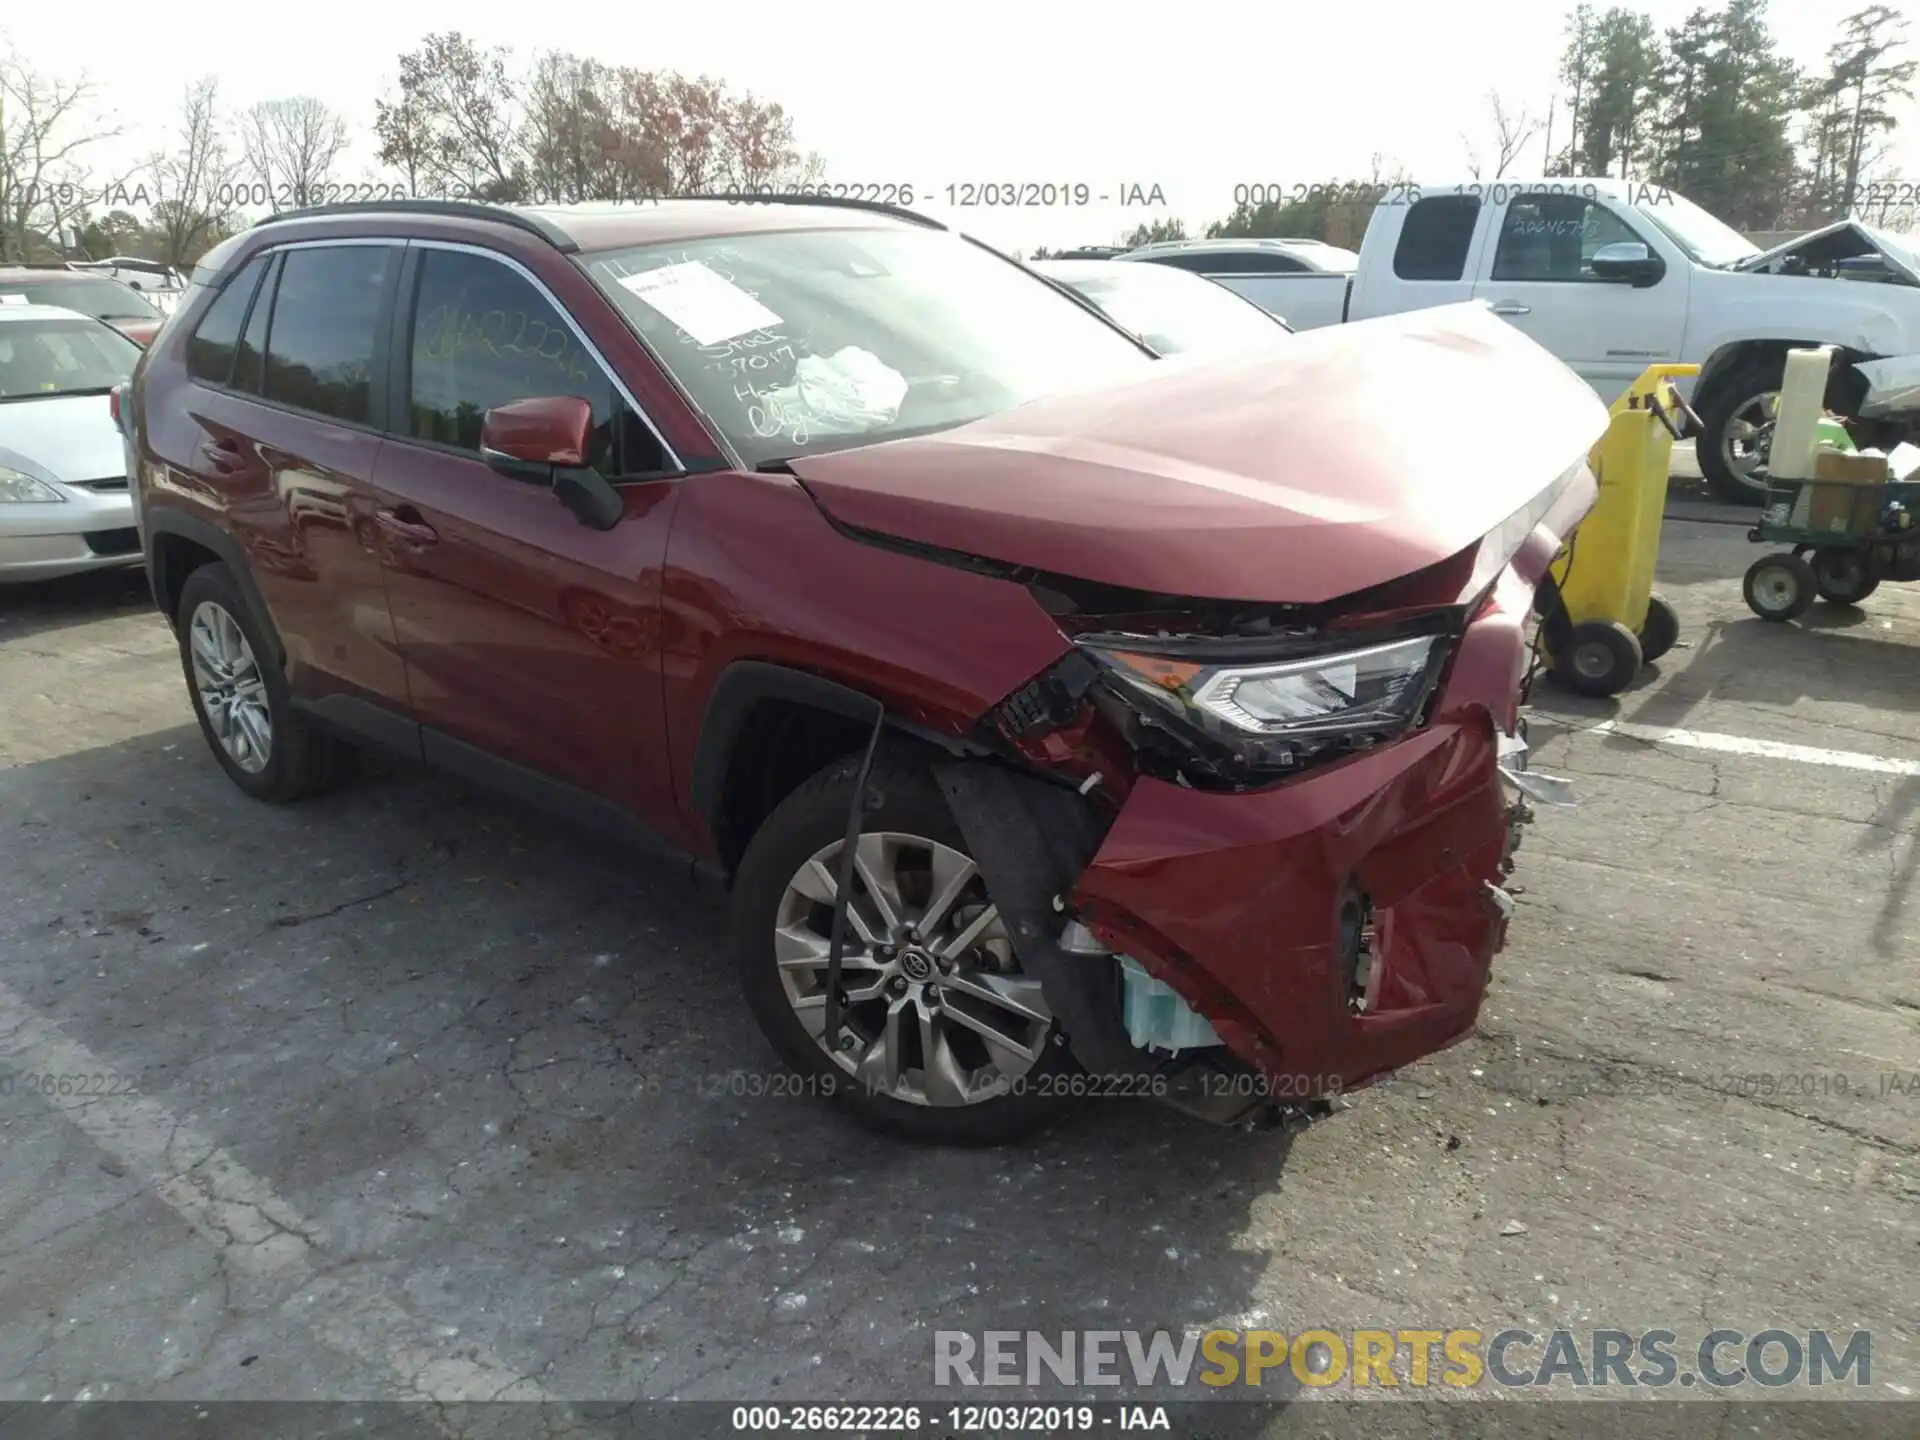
(937, 566), (1581, 1128)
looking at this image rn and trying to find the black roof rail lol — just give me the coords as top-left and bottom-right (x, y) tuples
(660, 191), (947, 230)
(253, 198), (580, 253)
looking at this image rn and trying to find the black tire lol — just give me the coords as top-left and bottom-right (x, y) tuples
(1637, 594), (1681, 663)
(730, 752), (1078, 1144)
(1696, 358), (1783, 506)
(1811, 548), (1880, 606)
(1551, 619), (1644, 698)
(1742, 552), (1816, 623)
(174, 562), (353, 801)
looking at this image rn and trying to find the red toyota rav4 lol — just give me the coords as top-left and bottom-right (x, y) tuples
(123, 197), (1605, 1142)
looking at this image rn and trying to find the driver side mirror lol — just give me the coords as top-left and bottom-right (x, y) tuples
(480, 396), (623, 531)
(1589, 241), (1665, 287)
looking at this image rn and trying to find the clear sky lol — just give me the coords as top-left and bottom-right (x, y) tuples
(4, 0), (1916, 252)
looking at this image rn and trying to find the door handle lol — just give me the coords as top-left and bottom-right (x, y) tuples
(373, 504), (439, 545)
(199, 437), (243, 473)
(1489, 300), (1532, 316)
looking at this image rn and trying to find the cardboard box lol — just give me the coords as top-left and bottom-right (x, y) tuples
(1807, 450), (1889, 533)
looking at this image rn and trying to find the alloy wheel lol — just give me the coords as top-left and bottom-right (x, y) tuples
(1720, 388), (1779, 491)
(188, 599), (272, 773)
(773, 832), (1054, 1107)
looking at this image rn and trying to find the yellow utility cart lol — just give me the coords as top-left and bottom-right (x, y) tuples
(1542, 363), (1700, 697)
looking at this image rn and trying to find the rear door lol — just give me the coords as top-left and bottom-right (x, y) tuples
(1471, 191), (1689, 399)
(367, 241), (688, 836)
(1347, 193), (1490, 320)
(169, 240), (412, 720)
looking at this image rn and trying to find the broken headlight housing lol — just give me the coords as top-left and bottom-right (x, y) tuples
(1084, 630), (1452, 784)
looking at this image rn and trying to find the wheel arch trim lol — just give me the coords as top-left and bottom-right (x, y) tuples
(144, 507), (282, 664)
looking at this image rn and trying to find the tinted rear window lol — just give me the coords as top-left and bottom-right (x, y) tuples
(1393, 196), (1482, 281)
(262, 247), (393, 424)
(186, 254), (269, 386)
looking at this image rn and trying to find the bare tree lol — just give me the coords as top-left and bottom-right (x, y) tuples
(1463, 91), (1544, 180)
(375, 32), (524, 199)
(0, 54), (121, 261)
(146, 78), (240, 265)
(239, 96), (349, 208)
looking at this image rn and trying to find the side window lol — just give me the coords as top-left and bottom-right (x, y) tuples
(232, 253), (279, 394)
(186, 253), (268, 386)
(1136, 253), (1215, 274)
(262, 245), (392, 424)
(404, 248), (667, 480)
(1394, 196), (1482, 281)
(1200, 252), (1309, 274)
(1492, 196), (1644, 282)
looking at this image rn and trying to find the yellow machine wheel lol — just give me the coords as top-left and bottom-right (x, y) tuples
(1638, 595), (1680, 663)
(1553, 620), (1644, 698)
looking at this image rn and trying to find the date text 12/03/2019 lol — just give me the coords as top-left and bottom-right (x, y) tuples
(723, 182), (1168, 208)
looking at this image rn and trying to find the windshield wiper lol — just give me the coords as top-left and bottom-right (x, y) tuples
(756, 457), (797, 473)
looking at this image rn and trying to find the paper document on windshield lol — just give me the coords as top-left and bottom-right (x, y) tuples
(616, 261), (782, 347)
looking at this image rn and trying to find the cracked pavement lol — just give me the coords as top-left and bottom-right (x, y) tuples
(0, 522), (1916, 1422)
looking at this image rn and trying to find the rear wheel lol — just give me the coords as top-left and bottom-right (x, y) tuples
(1743, 552), (1816, 623)
(730, 755), (1077, 1143)
(1811, 548), (1880, 606)
(175, 563), (352, 801)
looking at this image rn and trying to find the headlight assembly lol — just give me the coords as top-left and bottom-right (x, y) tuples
(1086, 631), (1451, 783)
(0, 467), (66, 504)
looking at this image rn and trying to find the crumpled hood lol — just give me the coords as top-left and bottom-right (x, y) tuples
(789, 302), (1610, 605)
(0, 393), (127, 487)
(1734, 219), (1920, 285)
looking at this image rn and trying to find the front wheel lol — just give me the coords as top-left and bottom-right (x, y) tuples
(1696, 361), (1783, 506)
(1743, 552), (1816, 622)
(1811, 548), (1880, 606)
(730, 754), (1078, 1143)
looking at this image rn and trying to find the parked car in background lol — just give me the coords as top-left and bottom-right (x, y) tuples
(1126, 237), (1360, 273)
(1177, 179), (1920, 502)
(128, 196), (1604, 1144)
(70, 258), (190, 317)
(0, 304), (145, 582)
(1033, 258), (1294, 354)
(0, 267), (167, 347)
(1113, 239), (1360, 331)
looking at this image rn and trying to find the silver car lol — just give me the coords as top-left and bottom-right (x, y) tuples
(0, 303), (145, 582)
(1031, 259), (1294, 357)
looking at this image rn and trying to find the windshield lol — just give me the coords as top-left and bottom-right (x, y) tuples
(581, 227), (1155, 466)
(0, 276), (162, 322)
(0, 318), (142, 401)
(1634, 192), (1761, 269)
(1044, 265), (1290, 356)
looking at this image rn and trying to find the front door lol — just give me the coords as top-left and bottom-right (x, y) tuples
(1472, 193), (1690, 402)
(367, 242), (687, 841)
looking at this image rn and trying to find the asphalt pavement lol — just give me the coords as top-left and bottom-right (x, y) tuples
(0, 516), (1916, 1434)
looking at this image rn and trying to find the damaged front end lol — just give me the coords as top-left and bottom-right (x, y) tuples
(785, 302), (1608, 1127)
(923, 479), (1594, 1130)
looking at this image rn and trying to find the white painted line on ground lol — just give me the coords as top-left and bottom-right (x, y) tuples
(1583, 719), (1920, 777)
(0, 980), (582, 1417)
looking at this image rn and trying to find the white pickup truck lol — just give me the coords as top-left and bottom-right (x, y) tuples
(1155, 179), (1920, 503)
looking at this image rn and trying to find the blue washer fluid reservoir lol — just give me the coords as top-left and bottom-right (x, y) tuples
(1118, 955), (1224, 1054)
